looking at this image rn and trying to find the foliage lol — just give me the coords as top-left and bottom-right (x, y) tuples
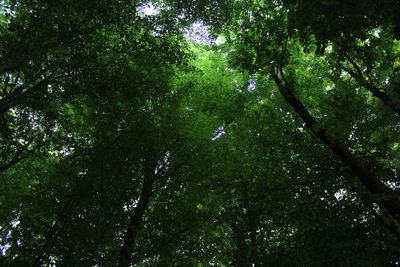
(1, 0), (400, 266)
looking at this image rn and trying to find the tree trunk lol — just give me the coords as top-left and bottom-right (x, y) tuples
(272, 70), (400, 233)
(231, 222), (249, 267)
(117, 159), (156, 267)
(248, 210), (258, 267)
(243, 184), (259, 266)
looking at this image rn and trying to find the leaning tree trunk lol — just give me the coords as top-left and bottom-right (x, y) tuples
(272, 68), (400, 237)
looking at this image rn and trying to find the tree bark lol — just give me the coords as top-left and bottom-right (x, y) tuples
(117, 159), (157, 267)
(272, 69), (400, 230)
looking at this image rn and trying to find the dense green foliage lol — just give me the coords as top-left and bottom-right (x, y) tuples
(1, 0), (400, 266)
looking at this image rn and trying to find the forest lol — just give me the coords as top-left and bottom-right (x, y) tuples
(1, 0), (400, 266)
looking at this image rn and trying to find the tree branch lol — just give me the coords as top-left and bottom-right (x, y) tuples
(341, 57), (400, 115)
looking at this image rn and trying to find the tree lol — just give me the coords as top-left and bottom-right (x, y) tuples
(1, 0), (400, 266)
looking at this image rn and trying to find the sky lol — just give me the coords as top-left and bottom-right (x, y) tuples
(138, 2), (215, 44)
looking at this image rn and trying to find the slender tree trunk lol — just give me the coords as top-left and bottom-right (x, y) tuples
(272, 70), (400, 232)
(231, 222), (249, 267)
(117, 159), (156, 267)
(248, 211), (258, 267)
(242, 185), (259, 266)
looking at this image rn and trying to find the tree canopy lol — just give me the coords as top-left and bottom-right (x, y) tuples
(1, 0), (400, 266)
